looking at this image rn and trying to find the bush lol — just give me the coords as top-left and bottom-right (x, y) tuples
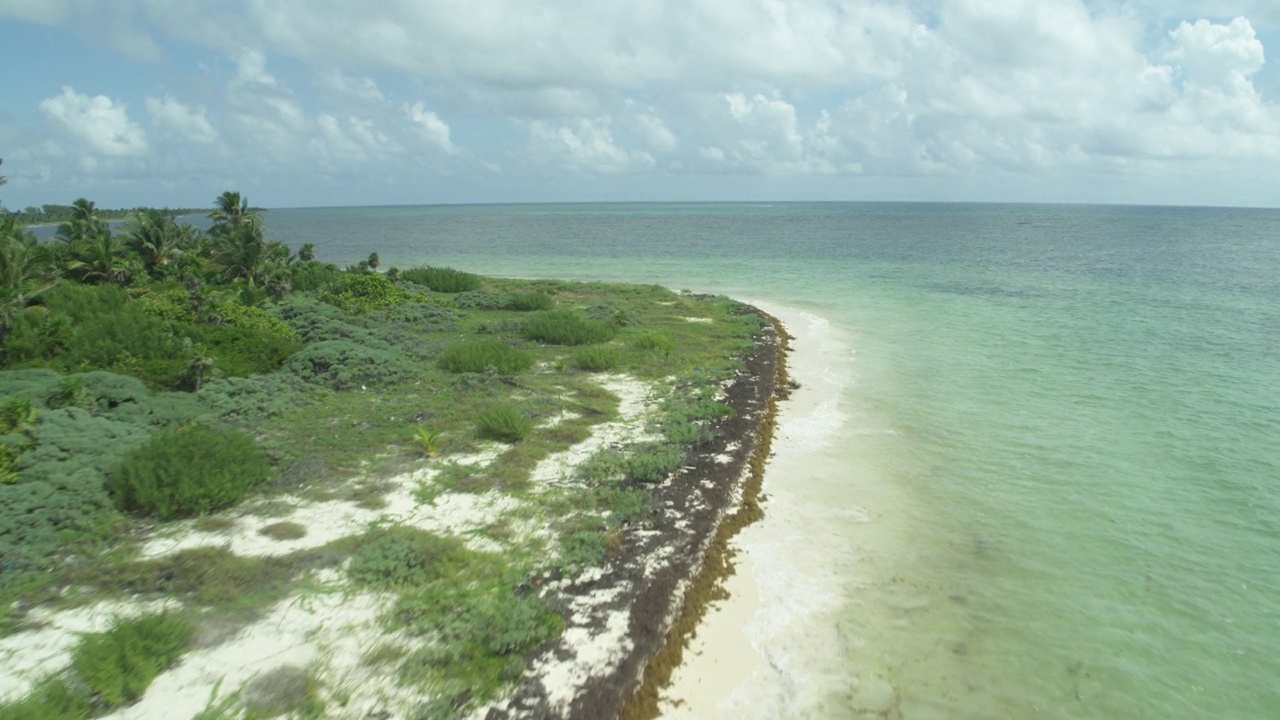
(400, 266), (482, 293)
(319, 272), (412, 314)
(72, 613), (195, 710)
(348, 525), (472, 590)
(521, 310), (617, 346)
(284, 340), (420, 391)
(290, 261), (343, 292)
(108, 425), (271, 520)
(215, 300), (302, 343)
(571, 346), (621, 372)
(0, 613), (193, 720)
(476, 403), (533, 443)
(627, 442), (684, 483)
(506, 292), (554, 312)
(437, 339), (533, 375)
(633, 330), (675, 356)
(453, 290), (512, 310)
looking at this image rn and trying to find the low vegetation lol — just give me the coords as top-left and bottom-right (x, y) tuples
(0, 190), (767, 717)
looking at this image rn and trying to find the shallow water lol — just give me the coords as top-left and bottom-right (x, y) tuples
(263, 202), (1280, 719)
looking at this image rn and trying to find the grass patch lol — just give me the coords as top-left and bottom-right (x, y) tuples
(476, 403), (534, 443)
(401, 266), (482, 293)
(0, 613), (195, 720)
(571, 346), (621, 372)
(347, 526), (474, 590)
(521, 310), (617, 346)
(258, 521), (307, 541)
(437, 339), (533, 374)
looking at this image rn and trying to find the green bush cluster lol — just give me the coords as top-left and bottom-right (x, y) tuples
(108, 425), (270, 520)
(215, 300), (302, 344)
(319, 272), (412, 314)
(196, 373), (310, 422)
(626, 442), (685, 483)
(394, 580), (563, 708)
(476, 403), (534, 442)
(506, 291), (555, 312)
(284, 340), (420, 391)
(436, 339), (533, 375)
(453, 290), (554, 312)
(571, 346), (621, 372)
(290, 261), (343, 292)
(347, 525), (473, 590)
(400, 266), (482, 293)
(521, 310), (617, 346)
(0, 613), (194, 720)
(633, 330), (675, 355)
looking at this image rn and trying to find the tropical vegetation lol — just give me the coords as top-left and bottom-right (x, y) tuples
(0, 189), (766, 719)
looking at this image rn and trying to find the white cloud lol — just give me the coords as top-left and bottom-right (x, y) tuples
(526, 117), (655, 173)
(39, 87), (149, 156)
(317, 70), (386, 104)
(146, 96), (218, 143)
(406, 102), (456, 154)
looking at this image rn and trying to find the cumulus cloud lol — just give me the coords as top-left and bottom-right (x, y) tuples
(5, 1), (1280, 205)
(39, 87), (148, 156)
(146, 96), (218, 143)
(406, 102), (456, 154)
(526, 117), (655, 173)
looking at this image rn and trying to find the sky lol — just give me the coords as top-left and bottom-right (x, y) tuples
(2, 1), (1280, 210)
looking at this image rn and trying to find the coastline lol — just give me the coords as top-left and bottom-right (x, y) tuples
(480, 303), (787, 719)
(656, 301), (860, 719)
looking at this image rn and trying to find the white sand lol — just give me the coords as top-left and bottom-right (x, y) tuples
(529, 374), (657, 488)
(658, 301), (876, 719)
(0, 600), (179, 702)
(139, 448), (511, 559)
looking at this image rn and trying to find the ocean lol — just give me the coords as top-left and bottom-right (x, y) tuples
(258, 202), (1280, 719)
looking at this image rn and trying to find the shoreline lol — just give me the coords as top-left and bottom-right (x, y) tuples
(480, 303), (787, 719)
(656, 301), (855, 719)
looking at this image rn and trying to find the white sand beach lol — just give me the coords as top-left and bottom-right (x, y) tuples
(658, 302), (903, 719)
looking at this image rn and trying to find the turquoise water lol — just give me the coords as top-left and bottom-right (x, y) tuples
(264, 202), (1280, 718)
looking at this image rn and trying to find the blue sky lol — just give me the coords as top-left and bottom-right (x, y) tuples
(2, 0), (1280, 209)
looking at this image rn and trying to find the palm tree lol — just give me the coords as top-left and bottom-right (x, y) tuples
(0, 215), (57, 343)
(124, 209), (199, 277)
(55, 198), (108, 246)
(211, 224), (289, 288)
(209, 191), (258, 232)
(66, 229), (137, 285)
(297, 243), (315, 262)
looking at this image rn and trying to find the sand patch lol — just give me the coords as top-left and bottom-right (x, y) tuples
(97, 591), (410, 720)
(530, 374), (658, 487)
(0, 599), (180, 702)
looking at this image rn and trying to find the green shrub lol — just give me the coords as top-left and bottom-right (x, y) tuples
(400, 266), (482, 293)
(0, 445), (18, 485)
(108, 425), (271, 520)
(0, 675), (92, 720)
(506, 292), (554, 312)
(0, 396), (37, 434)
(348, 525), (472, 590)
(452, 290), (512, 310)
(214, 300), (302, 343)
(476, 403), (533, 443)
(521, 310), (617, 346)
(627, 442), (684, 483)
(633, 330), (675, 356)
(284, 340), (420, 391)
(196, 373), (310, 421)
(71, 613), (195, 710)
(437, 339), (533, 375)
(571, 346), (621, 372)
(319, 272), (412, 314)
(290, 261), (343, 292)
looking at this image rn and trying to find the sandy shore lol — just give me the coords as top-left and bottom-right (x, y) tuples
(658, 301), (875, 719)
